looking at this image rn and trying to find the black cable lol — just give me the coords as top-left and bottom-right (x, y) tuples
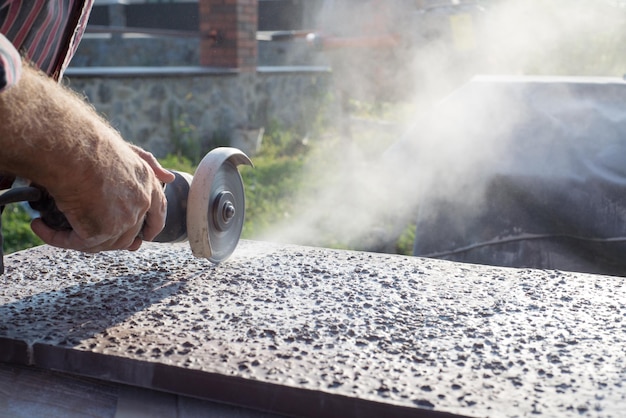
(422, 233), (626, 259)
(0, 187), (41, 206)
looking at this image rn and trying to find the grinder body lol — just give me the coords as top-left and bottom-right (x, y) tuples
(153, 171), (192, 244)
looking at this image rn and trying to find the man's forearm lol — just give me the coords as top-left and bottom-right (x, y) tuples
(0, 63), (127, 193)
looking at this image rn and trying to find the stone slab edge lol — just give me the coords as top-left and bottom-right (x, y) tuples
(30, 343), (460, 418)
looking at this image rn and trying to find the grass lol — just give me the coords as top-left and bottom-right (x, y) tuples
(1, 205), (43, 254)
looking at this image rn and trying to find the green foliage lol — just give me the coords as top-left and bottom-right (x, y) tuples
(158, 154), (196, 175)
(2, 205), (43, 254)
(239, 123), (309, 238)
(169, 107), (203, 164)
(395, 224), (416, 256)
(240, 156), (305, 239)
(258, 121), (310, 159)
(168, 98), (232, 166)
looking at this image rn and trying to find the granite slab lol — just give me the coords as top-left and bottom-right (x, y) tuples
(1, 240), (625, 417)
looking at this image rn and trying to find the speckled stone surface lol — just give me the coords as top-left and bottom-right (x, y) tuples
(1, 241), (625, 417)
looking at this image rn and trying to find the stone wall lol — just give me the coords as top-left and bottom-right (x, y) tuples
(64, 66), (332, 158)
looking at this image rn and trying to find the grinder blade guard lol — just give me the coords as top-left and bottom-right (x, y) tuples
(154, 147), (253, 263)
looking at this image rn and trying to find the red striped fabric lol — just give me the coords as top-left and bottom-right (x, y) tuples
(0, 0), (93, 90)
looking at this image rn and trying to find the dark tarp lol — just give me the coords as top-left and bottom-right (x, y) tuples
(400, 76), (626, 276)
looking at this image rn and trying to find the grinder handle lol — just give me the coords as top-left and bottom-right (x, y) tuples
(28, 185), (72, 231)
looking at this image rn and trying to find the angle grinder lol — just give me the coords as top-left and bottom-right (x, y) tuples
(0, 147), (252, 265)
(152, 147), (253, 262)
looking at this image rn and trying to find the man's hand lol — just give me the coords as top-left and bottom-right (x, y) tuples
(0, 62), (176, 252)
(31, 144), (176, 252)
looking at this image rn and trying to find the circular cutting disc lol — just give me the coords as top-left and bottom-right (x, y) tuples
(187, 148), (251, 263)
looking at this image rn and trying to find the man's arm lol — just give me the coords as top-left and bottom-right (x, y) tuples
(0, 62), (175, 252)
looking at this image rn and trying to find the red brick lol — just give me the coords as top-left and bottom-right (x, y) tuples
(200, 0), (257, 69)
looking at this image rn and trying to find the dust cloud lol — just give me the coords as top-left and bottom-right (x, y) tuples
(254, 0), (626, 254)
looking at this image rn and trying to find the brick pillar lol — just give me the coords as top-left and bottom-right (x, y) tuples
(199, 0), (258, 71)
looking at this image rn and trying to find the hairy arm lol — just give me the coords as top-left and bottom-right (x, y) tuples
(0, 63), (175, 252)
